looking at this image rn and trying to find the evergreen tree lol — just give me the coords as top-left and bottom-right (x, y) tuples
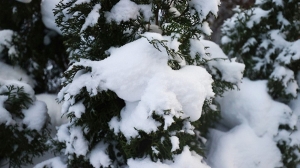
(209, 0), (255, 43)
(221, 0), (300, 100)
(221, 0), (300, 166)
(0, 0), (68, 93)
(39, 0), (244, 167)
(0, 80), (50, 168)
(0, 0), (67, 167)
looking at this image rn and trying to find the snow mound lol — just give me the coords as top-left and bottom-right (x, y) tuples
(23, 100), (48, 131)
(105, 0), (139, 23)
(216, 78), (296, 136)
(207, 78), (298, 167)
(207, 124), (282, 168)
(0, 62), (34, 88)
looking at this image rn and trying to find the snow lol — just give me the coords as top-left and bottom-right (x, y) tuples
(207, 78), (298, 167)
(1, 0), (259, 167)
(36, 94), (67, 134)
(50, 0), (247, 166)
(242, 37), (257, 54)
(56, 123), (70, 142)
(23, 100), (48, 131)
(170, 136), (180, 152)
(60, 33), (214, 139)
(199, 21), (212, 36)
(41, 0), (62, 34)
(220, 36), (231, 44)
(73, 0), (91, 5)
(277, 12), (290, 25)
(15, 0), (31, 3)
(138, 5), (153, 21)
(269, 30), (288, 48)
(0, 62), (34, 87)
(246, 8), (270, 28)
(80, 4), (101, 32)
(108, 62), (214, 138)
(272, 0), (284, 6)
(216, 78), (296, 136)
(222, 2), (300, 98)
(190, 39), (245, 84)
(288, 93), (300, 146)
(207, 124), (282, 168)
(277, 40), (300, 64)
(189, 0), (220, 19)
(68, 100), (85, 118)
(56, 124), (89, 157)
(0, 30), (16, 56)
(169, 7), (181, 17)
(0, 30), (13, 51)
(34, 157), (67, 168)
(109, 101), (160, 138)
(68, 126), (89, 157)
(0, 79), (35, 101)
(270, 65), (298, 97)
(105, 0), (139, 23)
(128, 146), (210, 168)
(89, 142), (111, 168)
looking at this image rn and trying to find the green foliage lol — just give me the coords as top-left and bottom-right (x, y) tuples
(0, 85), (50, 168)
(221, 0), (300, 166)
(221, 0), (300, 100)
(54, 0), (142, 61)
(53, 0), (236, 167)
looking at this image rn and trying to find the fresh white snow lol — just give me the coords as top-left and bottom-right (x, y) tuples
(207, 78), (298, 168)
(105, 0), (139, 23)
(41, 0), (62, 34)
(59, 33), (215, 140)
